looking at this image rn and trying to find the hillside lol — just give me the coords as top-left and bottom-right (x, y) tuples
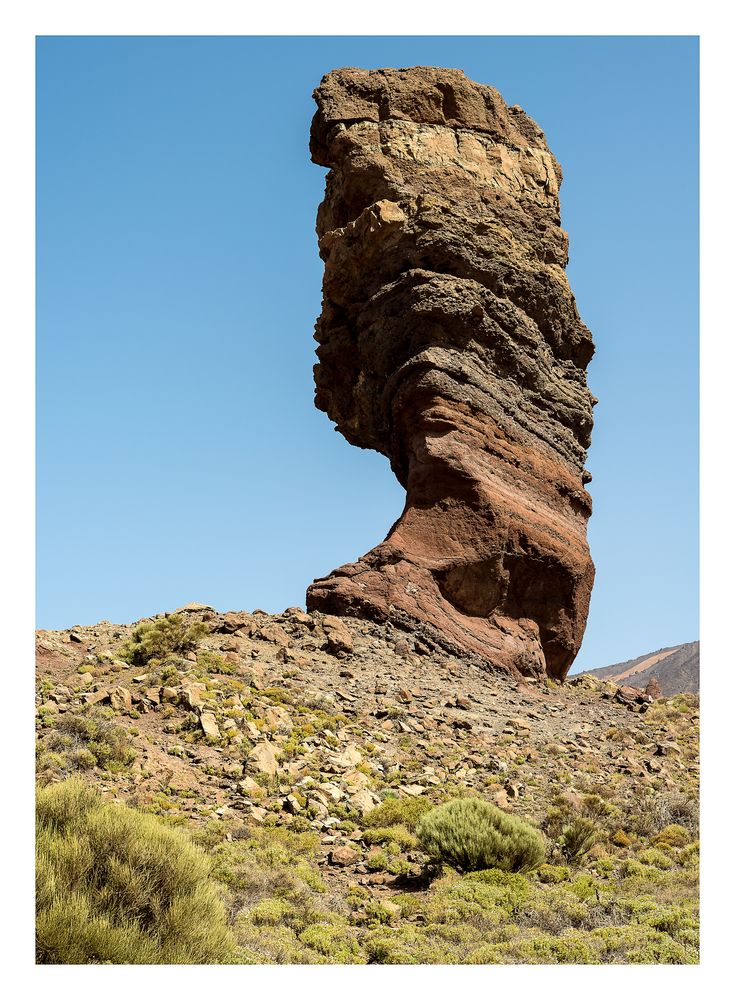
(582, 643), (699, 696)
(36, 604), (700, 964)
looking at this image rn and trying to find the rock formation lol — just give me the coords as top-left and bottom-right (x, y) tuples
(306, 67), (595, 681)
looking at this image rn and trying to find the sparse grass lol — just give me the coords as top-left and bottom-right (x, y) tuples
(362, 824), (418, 852)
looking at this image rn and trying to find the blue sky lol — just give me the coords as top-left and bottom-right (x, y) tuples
(36, 35), (698, 670)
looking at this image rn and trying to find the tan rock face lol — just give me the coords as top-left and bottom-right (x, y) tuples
(306, 67), (595, 681)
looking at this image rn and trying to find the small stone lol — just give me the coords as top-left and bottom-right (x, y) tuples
(350, 789), (381, 814)
(258, 624), (290, 645)
(109, 686), (132, 712)
(323, 617), (354, 655)
(399, 785), (426, 797)
(328, 745), (363, 769)
(243, 719), (261, 740)
(343, 769), (371, 790)
(237, 776), (261, 795)
(287, 608), (312, 626)
(330, 845), (359, 866)
(178, 683), (206, 710)
(145, 687), (161, 705)
(160, 686), (178, 703)
(493, 789), (510, 809)
(83, 689), (108, 706)
(199, 711), (221, 739)
(508, 718), (532, 732)
(248, 740), (279, 776)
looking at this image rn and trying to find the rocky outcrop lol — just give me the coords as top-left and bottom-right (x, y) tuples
(306, 67), (595, 681)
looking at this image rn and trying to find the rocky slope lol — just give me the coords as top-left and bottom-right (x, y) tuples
(307, 67), (596, 682)
(36, 604), (699, 964)
(582, 642), (699, 696)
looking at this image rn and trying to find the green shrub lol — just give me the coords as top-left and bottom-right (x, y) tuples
(415, 798), (546, 873)
(298, 923), (362, 962)
(120, 614), (209, 666)
(36, 779), (238, 964)
(42, 712), (136, 775)
(363, 796), (433, 832)
(362, 824), (418, 851)
(652, 824), (690, 848)
(536, 863), (571, 884)
(559, 818), (599, 861)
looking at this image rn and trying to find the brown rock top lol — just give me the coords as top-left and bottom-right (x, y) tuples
(306, 67), (596, 681)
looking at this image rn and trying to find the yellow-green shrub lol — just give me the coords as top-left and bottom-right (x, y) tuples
(416, 798), (546, 873)
(41, 712), (136, 776)
(120, 614), (208, 666)
(363, 795), (433, 831)
(36, 779), (237, 964)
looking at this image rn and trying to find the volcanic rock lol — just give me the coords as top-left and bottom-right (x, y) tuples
(306, 67), (595, 681)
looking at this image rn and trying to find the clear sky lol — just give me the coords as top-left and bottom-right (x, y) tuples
(36, 35), (699, 670)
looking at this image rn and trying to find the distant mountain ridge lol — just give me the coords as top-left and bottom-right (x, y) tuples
(581, 641), (699, 696)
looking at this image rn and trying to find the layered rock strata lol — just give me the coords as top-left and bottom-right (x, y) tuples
(306, 67), (595, 681)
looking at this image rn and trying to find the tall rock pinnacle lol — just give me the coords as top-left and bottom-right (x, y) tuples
(306, 67), (595, 681)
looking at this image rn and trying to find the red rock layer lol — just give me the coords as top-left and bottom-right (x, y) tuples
(306, 67), (595, 681)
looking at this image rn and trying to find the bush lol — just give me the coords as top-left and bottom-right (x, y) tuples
(363, 796), (433, 832)
(415, 798), (546, 874)
(627, 792), (699, 838)
(41, 712), (136, 776)
(120, 614), (209, 666)
(559, 818), (599, 861)
(36, 779), (238, 964)
(361, 825), (418, 851)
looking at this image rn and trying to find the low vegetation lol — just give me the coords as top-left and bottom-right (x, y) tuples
(35, 609), (699, 964)
(119, 614), (208, 667)
(416, 798), (546, 874)
(36, 780), (239, 964)
(36, 710), (136, 781)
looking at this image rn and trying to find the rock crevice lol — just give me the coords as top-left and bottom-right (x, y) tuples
(306, 67), (595, 681)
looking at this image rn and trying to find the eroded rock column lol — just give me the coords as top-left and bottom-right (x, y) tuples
(306, 67), (595, 681)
